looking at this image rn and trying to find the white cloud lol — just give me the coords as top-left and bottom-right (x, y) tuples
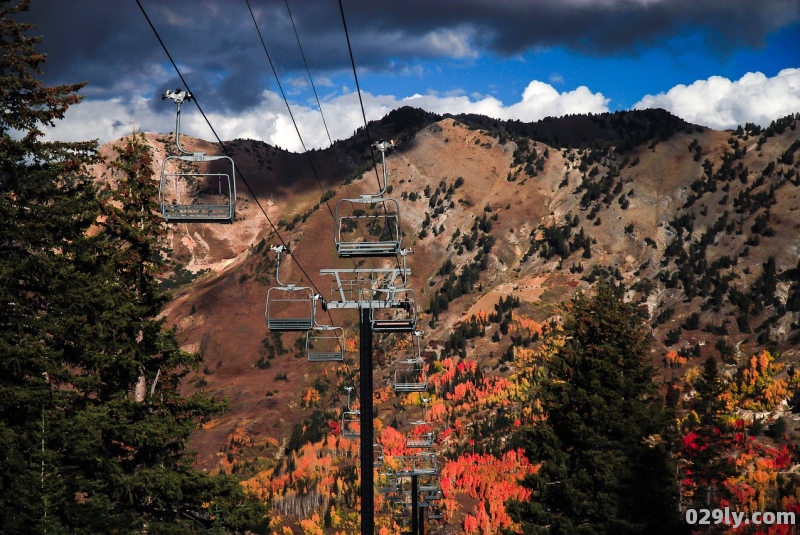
(420, 28), (478, 59)
(634, 68), (800, 129)
(42, 80), (610, 151)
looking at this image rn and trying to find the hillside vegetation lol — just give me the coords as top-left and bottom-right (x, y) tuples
(115, 104), (800, 533)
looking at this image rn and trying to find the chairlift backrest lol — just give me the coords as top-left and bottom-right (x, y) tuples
(158, 89), (236, 223)
(406, 429), (434, 448)
(373, 443), (384, 468)
(334, 197), (402, 258)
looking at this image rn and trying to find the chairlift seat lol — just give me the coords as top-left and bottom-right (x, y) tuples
(373, 443), (385, 468)
(372, 318), (417, 332)
(395, 454), (438, 477)
(420, 480), (441, 493)
(406, 431), (435, 448)
(341, 410), (360, 439)
(394, 359), (427, 393)
(265, 286), (315, 331)
(334, 197), (402, 258)
(159, 91), (236, 223)
(159, 154), (236, 223)
(306, 326), (345, 362)
(370, 288), (418, 332)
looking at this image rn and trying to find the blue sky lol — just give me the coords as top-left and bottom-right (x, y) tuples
(21, 0), (800, 150)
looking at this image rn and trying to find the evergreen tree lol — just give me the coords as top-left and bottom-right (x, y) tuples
(681, 357), (734, 511)
(509, 283), (681, 534)
(0, 3), (267, 532)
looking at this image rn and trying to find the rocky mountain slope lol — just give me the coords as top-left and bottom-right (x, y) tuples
(94, 108), (800, 531)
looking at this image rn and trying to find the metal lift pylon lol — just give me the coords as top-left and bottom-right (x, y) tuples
(359, 306), (374, 535)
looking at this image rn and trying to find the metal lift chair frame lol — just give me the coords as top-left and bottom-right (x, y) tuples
(305, 325), (345, 362)
(370, 287), (418, 332)
(158, 89), (236, 223)
(265, 246), (317, 331)
(334, 140), (404, 258)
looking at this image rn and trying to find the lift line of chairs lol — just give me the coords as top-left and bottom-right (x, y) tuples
(339, 387), (385, 469)
(264, 245), (422, 362)
(156, 89), (442, 525)
(263, 245), (347, 362)
(254, 136), (442, 523)
(376, 395), (444, 525)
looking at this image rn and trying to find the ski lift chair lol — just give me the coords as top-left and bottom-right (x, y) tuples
(396, 454), (438, 477)
(393, 359), (427, 393)
(411, 452), (438, 476)
(406, 429), (435, 449)
(334, 139), (402, 257)
(419, 475), (441, 493)
(265, 287), (316, 331)
(370, 288), (418, 332)
(158, 89), (236, 223)
(406, 393), (433, 446)
(265, 246), (317, 331)
(306, 326), (345, 361)
(373, 443), (385, 468)
(341, 410), (360, 439)
(334, 198), (402, 257)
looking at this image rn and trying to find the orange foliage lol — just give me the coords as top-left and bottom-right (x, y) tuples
(427, 357), (520, 414)
(373, 385), (393, 404)
(301, 387), (321, 408)
(441, 449), (539, 533)
(299, 513), (324, 535)
(344, 337), (358, 353)
(723, 442), (797, 522)
(665, 350), (687, 369)
(511, 316), (543, 338)
(379, 425), (407, 456)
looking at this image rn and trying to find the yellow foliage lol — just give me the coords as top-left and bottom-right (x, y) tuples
(734, 350), (787, 411)
(683, 366), (701, 385)
(329, 505), (342, 528)
(201, 418), (219, 430)
(301, 387), (321, 408)
(679, 410), (701, 433)
(299, 513), (324, 535)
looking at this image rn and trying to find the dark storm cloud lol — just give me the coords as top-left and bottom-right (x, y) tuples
(337, 0), (800, 55)
(20, 0), (800, 112)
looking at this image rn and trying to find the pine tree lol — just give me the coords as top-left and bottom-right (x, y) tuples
(681, 357), (734, 510)
(0, 3), (267, 532)
(509, 283), (682, 534)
